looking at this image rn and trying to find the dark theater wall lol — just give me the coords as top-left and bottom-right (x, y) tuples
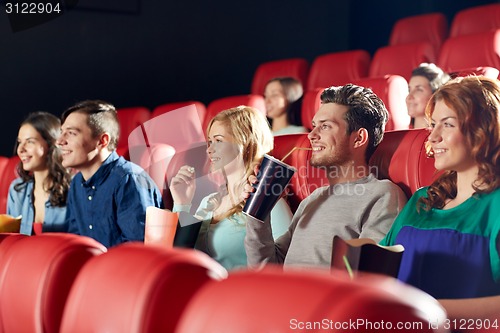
(0, 0), (497, 157)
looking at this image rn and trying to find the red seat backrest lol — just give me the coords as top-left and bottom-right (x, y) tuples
(369, 42), (436, 81)
(300, 88), (324, 131)
(351, 75), (410, 131)
(251, 58), (309, 95)
(0, 233), (28, 265)
(175, 267), (446, 333)
(0, 156), (20, 215)
(0, 157), (8, 177)
(116, 107), (151, 159)
(59, 244), (227, 333)
(389, 13), (448, 56)
(369, 129), (440, 199)
(449, 66), (500, 79)
(152, 101), (207, 128)
(138, 143), (177, 209)
(129, 104), (206, 167)
(272, 133), (327, 213)
(307, 50), (371, 90)
(0, 156), (9, 214)
(450, 3), (500, 37)
(204, 94), (265, 131)
(0, 233), (106, 333)
(301, 78), (411, 133)
(438, 30), (500, 73)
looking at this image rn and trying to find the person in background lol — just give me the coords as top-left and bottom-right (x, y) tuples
(170, 106), (292, 271)
(8, 111), (71, 235)
(264, 77), (308, 135)
(406, 63), (450, 129)
(381, 76), (500, 323)
(244, 84), (407, 269)
(57, 100), (163, 248)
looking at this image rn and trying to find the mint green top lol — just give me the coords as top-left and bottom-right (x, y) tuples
(175, 194), (292, 271)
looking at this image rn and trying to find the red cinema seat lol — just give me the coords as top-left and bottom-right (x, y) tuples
(59, 244), (227, 333)
(272, 133), (327, 213)
(116, 106), (151, 160)
(369, 128), (439, 199)
(0, 233), (28, 264)
(302, 77), (411, 132)
(0, 156), (20, 215)
(307, 50), (371, 90)
(128, 104), (206, 173)
(0, 233), (106, 333)
(369, 42), (436, 81)
(138, 143), (177, 209)
(251, 58), (309, 95)
(352, 75), (410, 131)
(204, 94), (265, 130)
(438, 30), (500, 73)
(0, 157), (8, 178)
(300, 88), (324, 131)
(175, 267), (446, 333)
(152, 101), (207, 129)
(0, 156), (9, 214)
(450, 3), (500, 37)
(449, 66), (499, 79)
(389, 13), (448, 56)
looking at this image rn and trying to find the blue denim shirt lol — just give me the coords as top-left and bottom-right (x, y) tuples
(7, 178), (68, 235)
(66, 151), (163, 248)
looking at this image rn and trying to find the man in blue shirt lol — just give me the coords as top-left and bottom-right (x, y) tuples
(57, 100), (163, 247)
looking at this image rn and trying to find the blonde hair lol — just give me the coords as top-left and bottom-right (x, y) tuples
(206, 106), (273, 218)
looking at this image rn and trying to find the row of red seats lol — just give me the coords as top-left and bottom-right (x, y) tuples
(113, 6), (500, 161)
(389, 4), (500, 58)
(252, 4), (500, 93)
(112, 3), (500, 162)
(371, 3), (500, 81)
(0, 126), (437, 218)
(126, 127), (438, 214)
(254, 30), (500, 96)
(2, 4), (497, 213)
(112, 83), (410, 163)
(0, 232), (448, 333)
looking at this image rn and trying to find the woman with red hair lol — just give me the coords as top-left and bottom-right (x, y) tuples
(381, 76), (500, 324)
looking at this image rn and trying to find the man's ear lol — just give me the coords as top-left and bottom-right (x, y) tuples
(97, 133), (111, 149)
(353, 128), (369, 148)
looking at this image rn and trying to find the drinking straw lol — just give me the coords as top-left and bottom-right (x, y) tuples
(280, 147), (313, 162)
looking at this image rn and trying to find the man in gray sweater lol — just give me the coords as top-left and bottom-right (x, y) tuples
(244, 84), (408, 269)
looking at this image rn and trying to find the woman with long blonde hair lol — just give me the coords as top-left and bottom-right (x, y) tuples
(171, 106), (292, 270)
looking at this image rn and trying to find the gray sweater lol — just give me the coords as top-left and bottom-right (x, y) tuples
(244, 174), (407, 269)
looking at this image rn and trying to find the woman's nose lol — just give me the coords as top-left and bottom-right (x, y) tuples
(206, 144), (213, 155)
(17, 142), (26, 153)
(427, 126), (441, 143)
(406, 93), (413, 102)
